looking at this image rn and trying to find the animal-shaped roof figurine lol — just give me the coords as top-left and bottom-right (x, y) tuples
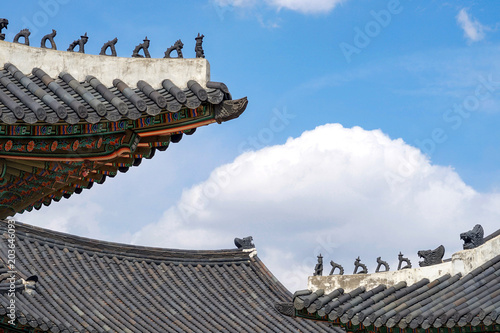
(0, 18), (8, 41)
(165, 39), (184, 58)
(353, 256), (368, 274)
(41, 29), (57, 49)
(461, 224), (484, 249)
(418, 245), (445, 267)
(13, 28), (30, 45)
(67, 32), (88, 53)
(132, 36), (150, 58)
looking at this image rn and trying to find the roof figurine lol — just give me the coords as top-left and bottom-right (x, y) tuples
(0, 18), (208, 60)
(164, 39), (184, 58)
(195, 33), (205, 58)
(67, 32), (88, 53)
(13, 28), (30, 46)
(0, 259), (37, 295)
(314, 254), (324, 276)
(375, 256), (389, 273)
(40, 29), (57, 49)
(329, 260), (344, 275)
(100, 37), (118, 56)
(397, 251), (412, 270)
(461, 224), (484, 249)
(234, 236), (255, 249)
(131, 36), (151, 58)
(353, 256), (368, 274)
(418, 244), (445, 267)
(0, 18), (8, 41)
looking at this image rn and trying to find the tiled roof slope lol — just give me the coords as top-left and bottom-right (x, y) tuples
(0, 220), (332, 333)
(0, 63), (247, 217)
(0, 62), (232, 125)
(286, 230), (500, 333)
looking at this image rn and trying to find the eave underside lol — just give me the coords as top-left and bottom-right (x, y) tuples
(0, 105), (214, 218)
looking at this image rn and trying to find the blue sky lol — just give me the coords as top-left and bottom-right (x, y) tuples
(3, 0), (500, 290)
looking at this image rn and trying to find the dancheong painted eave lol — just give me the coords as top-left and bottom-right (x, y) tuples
(0, 38), (248, 219)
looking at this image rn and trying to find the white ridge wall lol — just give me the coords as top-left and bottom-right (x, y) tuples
(309, 233), (500, 293)
(0, 40), (210, 89)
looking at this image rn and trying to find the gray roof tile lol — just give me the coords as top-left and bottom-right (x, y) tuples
(0, 63), (232, 126)
(0, 221), (333, 332)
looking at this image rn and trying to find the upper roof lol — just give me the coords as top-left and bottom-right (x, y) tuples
(279, 226), (500, 333)
(0, 30), (247, 218)
(0, 220), (332, 333)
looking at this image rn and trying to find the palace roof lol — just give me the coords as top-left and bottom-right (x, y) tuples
(0, 31), (247, 219)
(278, 226), (500, 333)
(0, 220), (333, 332)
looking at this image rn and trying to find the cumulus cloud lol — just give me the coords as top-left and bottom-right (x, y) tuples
(131, 124), (500, 291)
(214, 0), (345, 14)
(456, 8), (486, 43)
(20, 199), (104, 238)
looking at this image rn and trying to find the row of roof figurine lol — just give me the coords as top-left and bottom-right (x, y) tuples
(0, 18), (205, 59)
(313, 224), (485, 276)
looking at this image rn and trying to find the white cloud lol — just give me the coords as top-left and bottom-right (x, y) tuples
(214, 0), (345, 14)
(266, 0), (344, 14)
(19, 199), (104, 238)
(131, 124), (500, 291)
(456, 8), (486, 43)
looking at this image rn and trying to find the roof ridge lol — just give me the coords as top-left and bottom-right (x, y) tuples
(0, 219), (249, 263)
(0, 41), (210, 89)
(484, 228), (500, 242)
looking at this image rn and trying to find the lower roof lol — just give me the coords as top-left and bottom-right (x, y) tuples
(282, 227), (500, 333)
(0, 220), (333, 333)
